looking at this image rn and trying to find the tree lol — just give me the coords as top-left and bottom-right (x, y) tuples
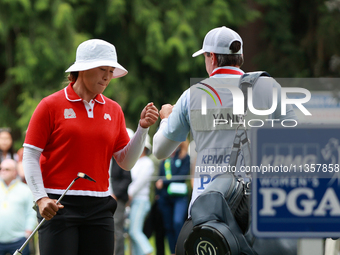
(253, 0), (340, 79)
(0, 0), (259, 147)
(2, 0), (339, 148)
(0, 0), (85, 146)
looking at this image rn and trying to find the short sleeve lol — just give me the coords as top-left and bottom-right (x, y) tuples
(24, 99), (52, 151)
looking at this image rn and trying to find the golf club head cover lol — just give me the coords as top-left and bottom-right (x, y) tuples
(184, 173), (256, 255)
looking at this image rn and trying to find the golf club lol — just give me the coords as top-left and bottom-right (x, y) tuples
(13, 172), (96, 255)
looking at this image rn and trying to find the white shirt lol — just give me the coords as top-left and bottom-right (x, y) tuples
(0, 179), (37, 242)
(128, 156), (154, 200)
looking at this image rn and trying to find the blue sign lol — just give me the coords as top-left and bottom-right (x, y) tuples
(251, 125), (340, 238)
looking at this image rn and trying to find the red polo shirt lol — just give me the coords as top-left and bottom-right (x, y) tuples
(24, 83), (130, 196)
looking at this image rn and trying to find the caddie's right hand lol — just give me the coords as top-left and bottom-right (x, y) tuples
(160, 104), (174, 119)
(37, 197), (64, 221)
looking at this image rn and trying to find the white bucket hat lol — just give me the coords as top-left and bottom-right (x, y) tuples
(192, 26), (243, 57)
(65, 39), (128, 78)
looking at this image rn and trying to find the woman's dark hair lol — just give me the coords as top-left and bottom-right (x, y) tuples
(0, 129), (15, 163)
(67, 72), (79, 82)
(207, 41), (244, 67)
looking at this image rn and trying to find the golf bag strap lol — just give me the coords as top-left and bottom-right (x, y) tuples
(229, 130), (251, 167)
(239, 71), (270, 114)
(229, 71), (271, 169)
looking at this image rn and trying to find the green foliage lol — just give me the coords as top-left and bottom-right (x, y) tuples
(0, 0), (77, 147)
(17, 92), (39, 127)
(253, 0), (340, 79)
(1, 0), (339, 148)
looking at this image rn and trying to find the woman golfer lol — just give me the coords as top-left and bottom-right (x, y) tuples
(23, 39), (159, 255)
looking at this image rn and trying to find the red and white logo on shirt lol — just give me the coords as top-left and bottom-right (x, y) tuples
(104, 113), (111, 120)
(64, 108), (76, 119)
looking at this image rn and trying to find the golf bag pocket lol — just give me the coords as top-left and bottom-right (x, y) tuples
(184, 173), (255, 255)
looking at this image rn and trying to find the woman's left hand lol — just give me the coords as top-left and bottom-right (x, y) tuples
(140, 102), (159, 128)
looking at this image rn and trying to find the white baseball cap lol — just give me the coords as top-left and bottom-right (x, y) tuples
(65, 39), (128, 78)
(192, 26), (243, 57)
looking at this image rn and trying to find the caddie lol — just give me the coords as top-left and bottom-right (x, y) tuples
(152, 26), (298, 255)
